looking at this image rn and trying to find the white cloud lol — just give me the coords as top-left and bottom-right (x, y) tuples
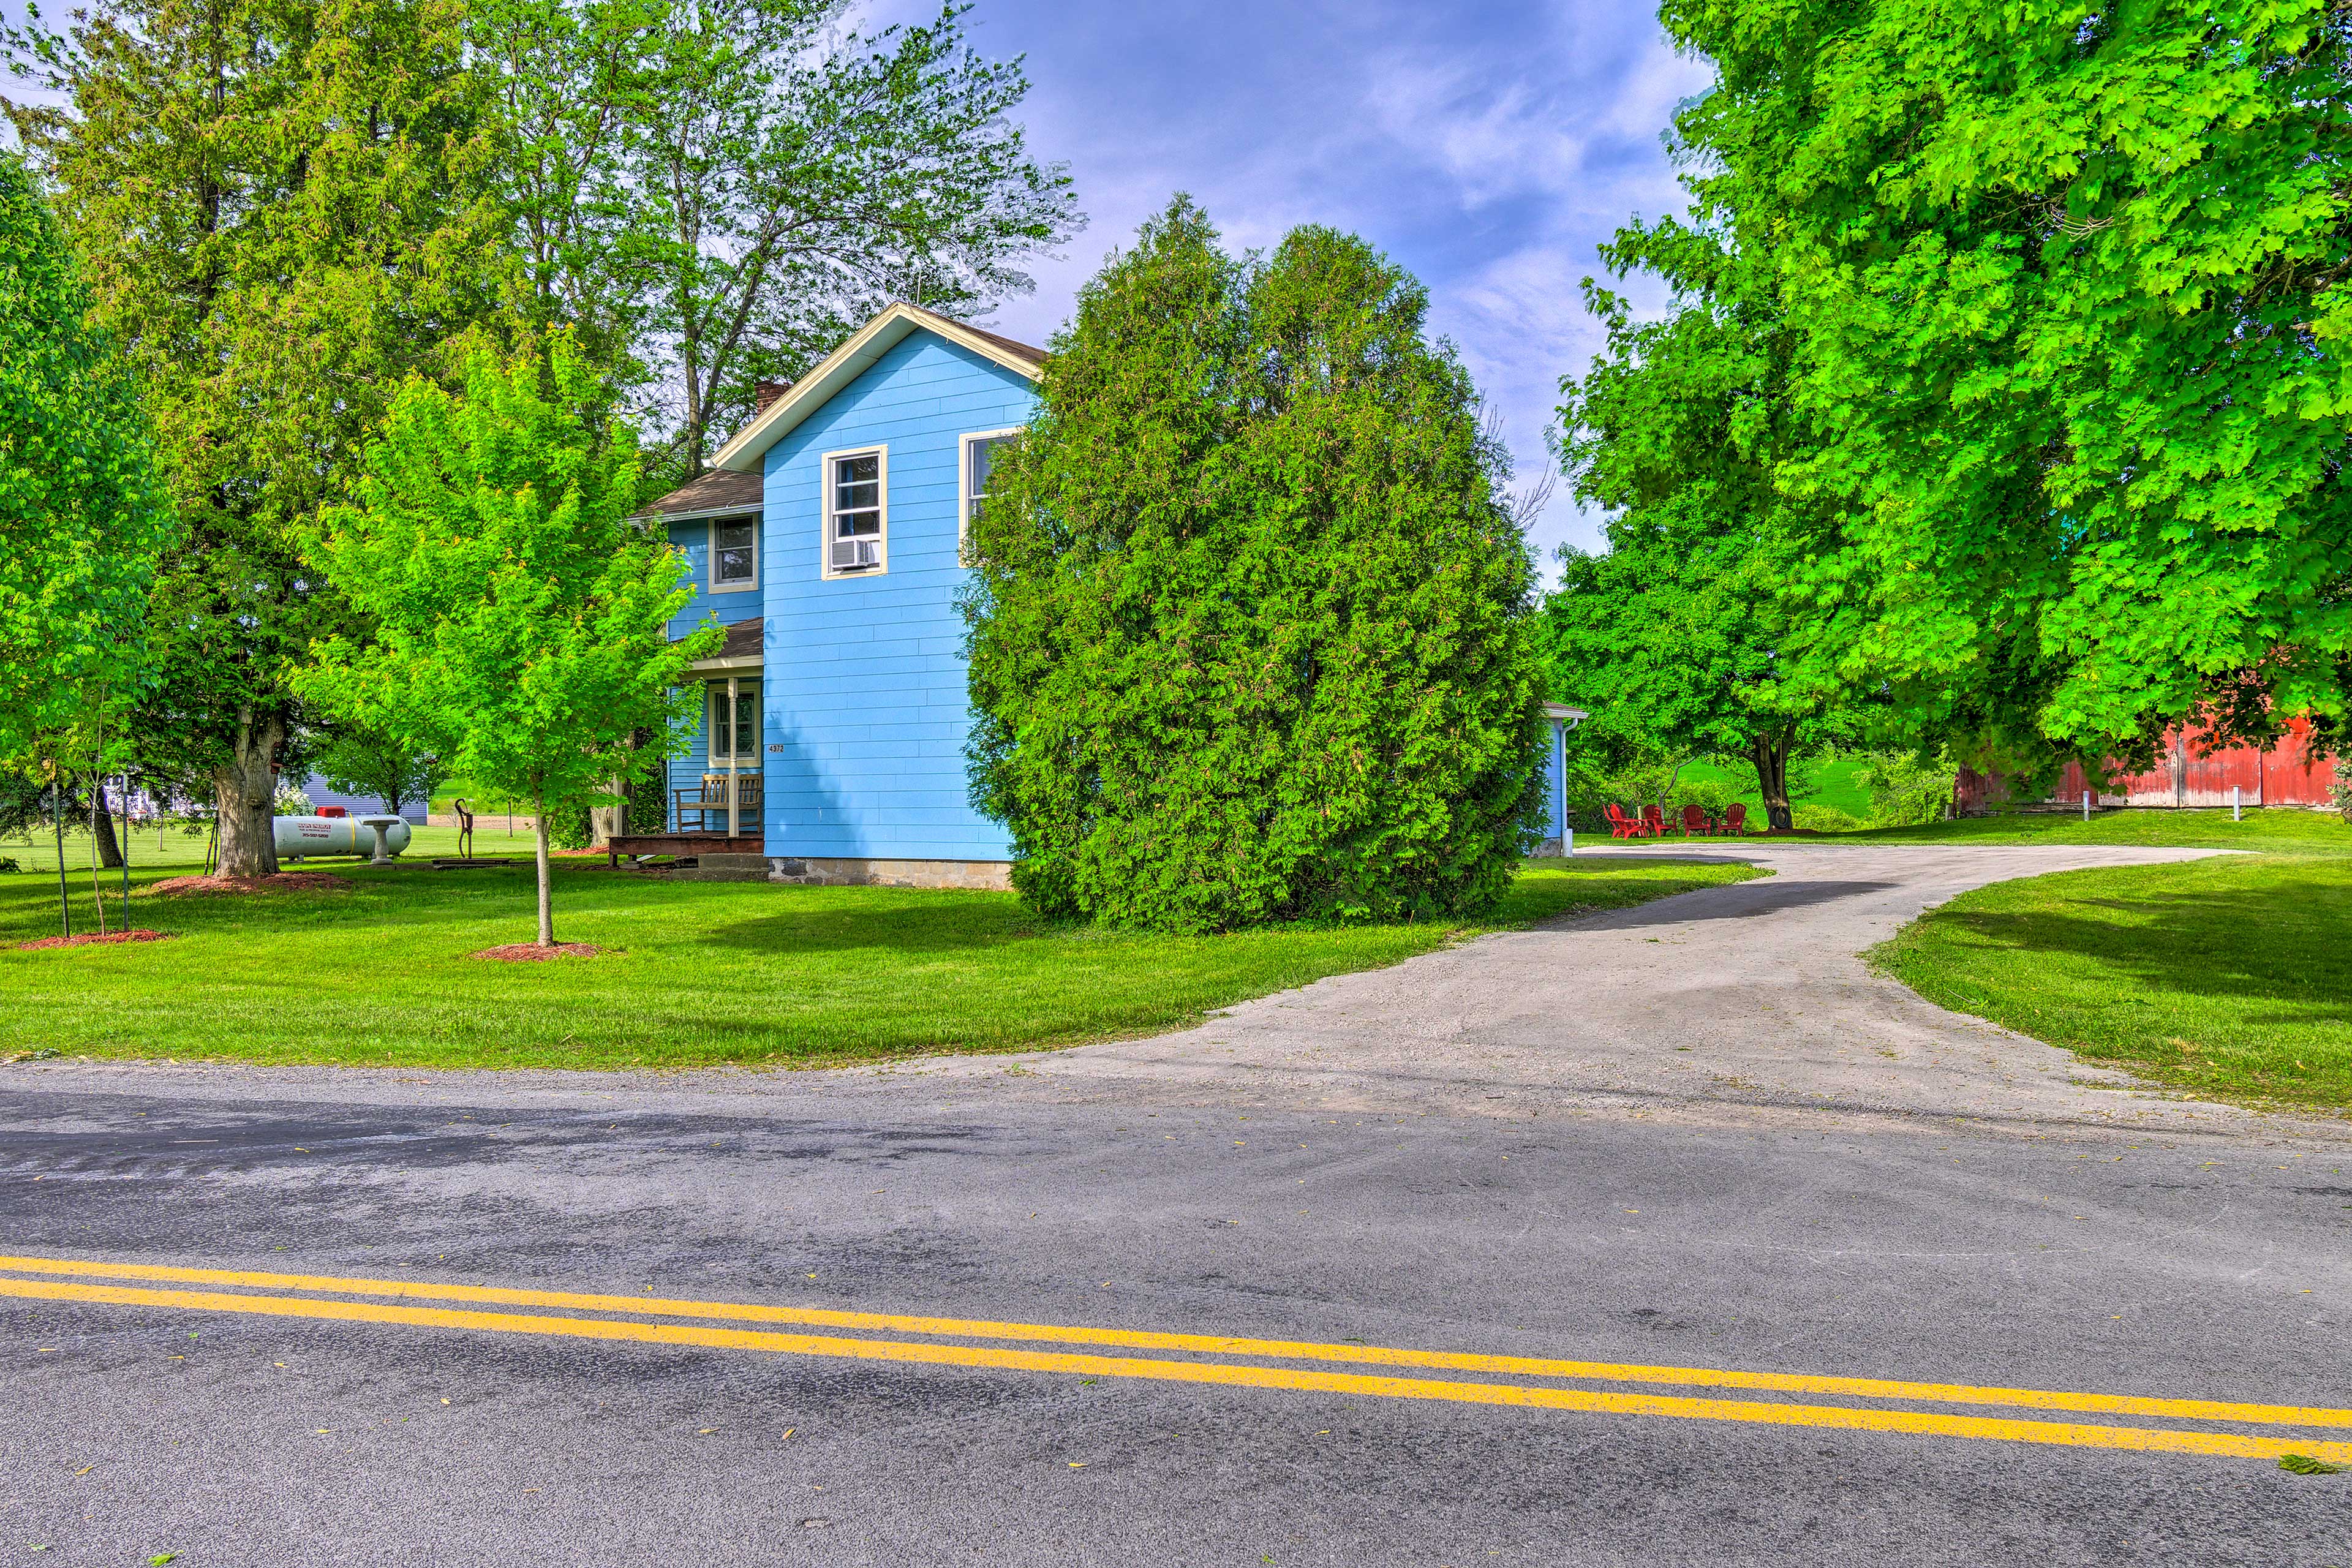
(972, 2), (1714, 568)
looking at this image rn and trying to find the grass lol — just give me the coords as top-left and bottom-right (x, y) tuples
(1824, 807), (2352, 854)
(1875, 854), (2352, 1110)
(0, 851), (1763, 1071)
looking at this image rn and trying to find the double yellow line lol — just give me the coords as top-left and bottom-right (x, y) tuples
(5, 1251), (2346, 1464)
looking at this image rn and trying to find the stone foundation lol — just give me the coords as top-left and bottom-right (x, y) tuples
(767, 857), (1012, 891)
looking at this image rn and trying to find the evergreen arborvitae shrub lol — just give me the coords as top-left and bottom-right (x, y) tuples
(962, 198), (1548, 933)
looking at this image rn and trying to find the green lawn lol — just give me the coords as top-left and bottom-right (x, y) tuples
(0, 854), (1762, 1070)
(1828, 807), (2352, 854)
(1875, 854), (2352, 1109)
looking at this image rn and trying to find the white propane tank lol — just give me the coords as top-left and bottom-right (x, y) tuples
(273, 815), (413, 862)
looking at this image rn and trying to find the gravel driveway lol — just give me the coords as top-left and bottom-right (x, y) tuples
(900, 843), (2343, 1141)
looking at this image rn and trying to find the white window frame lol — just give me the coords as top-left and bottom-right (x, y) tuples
(957, 427), (1023, 559)
(820, 443), (888, 579)
(706, 679), (762, 767)
(707, 513), (759, 595)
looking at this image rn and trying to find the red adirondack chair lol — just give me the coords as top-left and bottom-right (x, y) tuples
(1719, 802), (1748, 835)
(1640, 804), (1667, 837)
(1604, 802), (1646, 839)
(1679, 804), (1711, 837)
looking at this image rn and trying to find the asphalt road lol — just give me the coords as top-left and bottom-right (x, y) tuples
(4, 848), (2350, 1566)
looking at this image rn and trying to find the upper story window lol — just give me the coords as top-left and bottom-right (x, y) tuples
(960, 430), (1019, 551)
(710, 515), (758, 592)
(824, 447), (886, 576)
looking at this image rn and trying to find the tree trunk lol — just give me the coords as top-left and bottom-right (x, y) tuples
(533, 789), (554, 947)
(214, 708), (285, 878)
(589, 776), (625, 849)
(91, 781), (124, 870)
(1749, 727), (1796, 832)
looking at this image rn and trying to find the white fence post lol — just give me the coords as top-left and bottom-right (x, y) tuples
(2081, 789), (2090, 822)
(2232, 785), (2242, 821)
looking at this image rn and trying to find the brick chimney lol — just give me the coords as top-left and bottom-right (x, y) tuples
(754, 380), (788, 413)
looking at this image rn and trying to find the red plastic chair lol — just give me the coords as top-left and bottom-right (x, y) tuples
(1640, 804), (1667, 837)
(1604, 803), (1643, 839)
(1679, 804), (1711, 837)
(1720, 802), (1748, 835)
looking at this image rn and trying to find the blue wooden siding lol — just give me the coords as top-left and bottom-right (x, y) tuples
(758, 332), (1033, 861)
(1543, 720), (1567, 845)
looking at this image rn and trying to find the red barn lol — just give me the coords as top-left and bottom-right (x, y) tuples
(1955, 717), (2340, 812)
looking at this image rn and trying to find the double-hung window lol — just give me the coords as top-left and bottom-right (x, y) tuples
(824, 447), (886, 576)
(959, 429), (1020, 557)
(707, 680), (761, 766)
(710, 515), (757, 592)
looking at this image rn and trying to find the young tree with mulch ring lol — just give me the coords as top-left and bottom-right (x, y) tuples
(303, 334), (715, 949)
(964, 198), (1548, 933)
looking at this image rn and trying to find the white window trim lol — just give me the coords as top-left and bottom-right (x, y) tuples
(707, 512), (759, 595)
(706, 679), (762, 768)
(958, 427), (1023, 561)
(820, 442), (888, 579)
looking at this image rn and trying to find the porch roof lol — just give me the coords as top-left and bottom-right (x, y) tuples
(685, 616), (762, 673)
(639, 468), (764, 521)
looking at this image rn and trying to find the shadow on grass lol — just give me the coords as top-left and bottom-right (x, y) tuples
(1910, 877), (2352, 1028)
(695, 904), (1033, 956)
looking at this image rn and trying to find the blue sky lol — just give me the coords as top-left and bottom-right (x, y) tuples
(893, 0), (1716, 563)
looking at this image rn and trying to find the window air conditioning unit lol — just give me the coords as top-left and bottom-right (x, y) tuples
(831, 538), (881, 571)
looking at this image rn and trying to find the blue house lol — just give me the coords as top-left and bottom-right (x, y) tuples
(624, 303), (1041, 888)
(618, 301), (1587, 887)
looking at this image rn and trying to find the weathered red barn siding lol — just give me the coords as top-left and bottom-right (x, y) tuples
(1953, 718), (2340, 812)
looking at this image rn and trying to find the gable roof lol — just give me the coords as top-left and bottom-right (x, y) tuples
(639, 467), (765, 521)
(708, 302), (1046, 474)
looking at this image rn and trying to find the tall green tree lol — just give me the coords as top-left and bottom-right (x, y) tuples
(474, 0), (1080, 479)
(6, 0), (507, 876)
(0, 149), (171, 756)
(1656, 0), (2352, 763)
(0, 150), (175, 927)
(965, 200), (1548, 932)
(303, 335), (712, 947)
(1547, 224), (1857, 831)
(311, 725), (448, 821)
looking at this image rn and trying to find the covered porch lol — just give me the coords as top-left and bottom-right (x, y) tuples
(608, 614), (766, 867)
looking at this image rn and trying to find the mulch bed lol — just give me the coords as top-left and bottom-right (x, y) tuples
(17, 929), (172, 951)
(471, 942), (605, 962)
(149, 872), (352, 896)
